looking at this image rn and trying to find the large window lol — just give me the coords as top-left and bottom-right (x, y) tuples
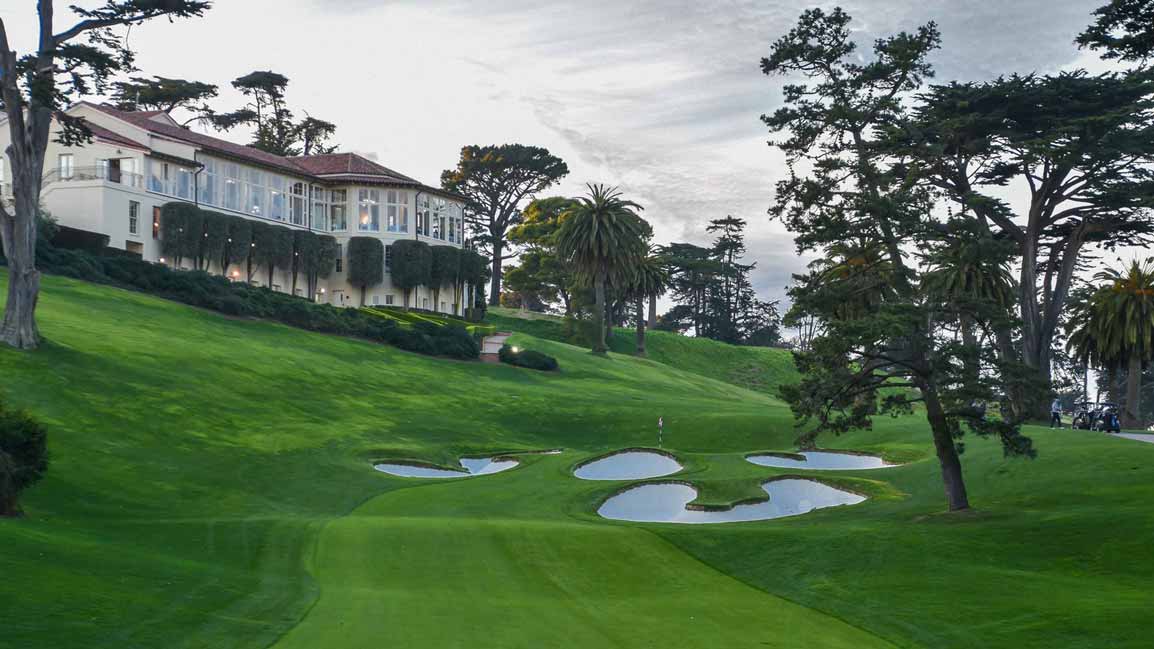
(358, 189), (380, 232)
(310, 186), (329, 231)
(417, 194), (430, 236)
(330, 190), (348, 232)
(290, 182), (308, 227)
(386, 190), (409, 233)
(174, 166), (194, 200)
(58, 154), (75, 180)
(129, 201), (140, 236)
(245, 168), (265, 216)
(223, 162), (242, 211)
(430, 197), (447, 240)
(268, 174), (287, 221)
(199, 158), (219, 206)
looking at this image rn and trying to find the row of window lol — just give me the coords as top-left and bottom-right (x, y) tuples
(152, 157), (465, 240)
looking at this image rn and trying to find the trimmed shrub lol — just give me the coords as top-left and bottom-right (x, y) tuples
(160, 202), (200, 265)
(347, 237), (385, 306)
(391, 239), (432, 309)
(201, 210), (229, 272)
(224, 216), (252, 273)
(292, 230), (320, 296)
(50, 225), (109, 253)
(33, 242), (480, 360)
(498, 345), (559, 372)
(180, 207), (205, 266)
(0, 400), (49, 518)
(430, 245), (460, 311)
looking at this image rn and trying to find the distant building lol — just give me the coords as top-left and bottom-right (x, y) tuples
(0, 102), (469, 313)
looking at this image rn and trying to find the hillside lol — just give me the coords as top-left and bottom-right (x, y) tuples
(2, 272), (1153, 649)
(485, 306), (799, 395)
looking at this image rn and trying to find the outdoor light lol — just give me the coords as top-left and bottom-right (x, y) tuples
(320, 288), (326, 294)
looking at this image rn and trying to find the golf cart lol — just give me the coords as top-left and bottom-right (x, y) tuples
(1071, 401), (1122, 433)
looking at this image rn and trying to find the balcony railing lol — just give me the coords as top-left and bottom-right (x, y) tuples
(43, 166), (144, 189)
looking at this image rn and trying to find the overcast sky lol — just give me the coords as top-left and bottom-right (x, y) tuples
(3, 0), (1117, 306)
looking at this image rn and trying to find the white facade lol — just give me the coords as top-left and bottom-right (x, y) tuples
(0, 103), (470, 314)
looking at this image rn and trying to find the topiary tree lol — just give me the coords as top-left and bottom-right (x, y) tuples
(460, 249), (489, 320)
(292, 230), (319, 297)
(200, 210), (229, 272)
(347, 237), (385, 306)
(429, 246), (461, 314)
(179, 207), (204, 270)
(0, 399), (49, 518)
(313, 235), (338, 301)
(252, 224), (293, 288)
(247, 221), (270, 283)
(391, 239), (432, 310)
(224, 216), (253, 280)
(159, 203), (198, 267)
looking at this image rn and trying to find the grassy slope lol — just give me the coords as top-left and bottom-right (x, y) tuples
(1, 274), (1152, 648)
(485, 306), (799, 395)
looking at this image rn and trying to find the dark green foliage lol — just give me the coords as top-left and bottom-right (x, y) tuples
(160, 203), (200, 265)
(430, 246), (460, 289)
(316, 235), (338, 280)
(391, 240), (432, 308)
(1078, 0), (1154, 62)
(347, 237), (385, 306)
(208, 70), (338, 156)
(430, 245), (460, 311)
(441, 143), (569, 305)
(0, 399), (49, 517)
(292, 230), (320, 296)
(201, 211), (229, 272)
(224, 217), (252, 271)
(498, 345), (559, 371)
(251, 223), (293, 287)
(49, 225), (110, 254)
(180, 207), (205, 267)
(33, 244), (478, 360)
(111, 76), (218, 124)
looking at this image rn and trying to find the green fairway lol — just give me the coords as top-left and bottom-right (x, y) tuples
(2, 271), (1153, 648)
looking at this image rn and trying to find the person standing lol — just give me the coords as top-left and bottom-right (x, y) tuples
(1050, 398), (1063, 429)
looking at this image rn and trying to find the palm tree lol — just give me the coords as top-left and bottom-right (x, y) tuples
(1070, 260), (1154, 428)
(557, 184), (648, 354)
(921, 233), (1016, 347)
(626, 251), (671, 357)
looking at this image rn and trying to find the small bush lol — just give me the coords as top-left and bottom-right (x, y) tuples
(0, 400), (49, 518)
(499, 345), (559, 371)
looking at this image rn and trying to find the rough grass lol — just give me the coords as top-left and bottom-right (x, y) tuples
(1, 273), (1152, 648)
(485, 306), (798, 395)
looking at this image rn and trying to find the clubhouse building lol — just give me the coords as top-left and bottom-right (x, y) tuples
(0, 102), (469, 313)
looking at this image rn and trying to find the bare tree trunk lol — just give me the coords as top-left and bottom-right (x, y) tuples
(648, 294), (658, 328)
(1124, 354), (1143, 429)
(635, 298), (647, 357)
(1, 191), (42, 350)
(923, 384), (970, 511)
(592, 268), (607, 354)
(488, 238), (502, 306)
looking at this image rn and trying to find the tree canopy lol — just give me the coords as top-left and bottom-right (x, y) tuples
(441, 144), (569, 306)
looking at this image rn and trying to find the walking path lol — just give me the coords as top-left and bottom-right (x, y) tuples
(480, 332), (512, 363)
(1113, 432), (1154, 445)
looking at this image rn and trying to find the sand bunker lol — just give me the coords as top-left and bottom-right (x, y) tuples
(746, 451), (893, 470)
(374, 456), (519, 479)
(574, 449), (683, 481)
(597, 479), (865, 524)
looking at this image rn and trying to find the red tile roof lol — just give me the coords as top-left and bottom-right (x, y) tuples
(84, 121), (149, 151)
(75, 103), (465, 200)
(292, 152), (419, 183)
(83, 102), (312, 176)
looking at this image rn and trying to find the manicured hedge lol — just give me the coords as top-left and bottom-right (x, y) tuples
(498, 345), (559, 371)
(346, 237), (384, 306)
(34, 244), (479, 360)
(391, 239), (432, 308)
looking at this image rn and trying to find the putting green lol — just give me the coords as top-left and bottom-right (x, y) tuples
(274, 458), (892, 649)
